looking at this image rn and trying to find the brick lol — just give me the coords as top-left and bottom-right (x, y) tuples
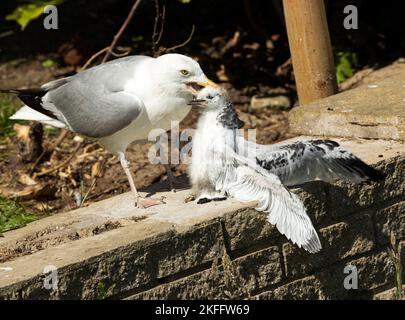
(326, 156), (405, 219)
(314, 250), (396, 299)
(293, 181), (329, 226)
(0, 220), (225, 299)
(283, 213), (375, 278)
(374, 286), (405, 300)
(221, 208), (280, 253)
(254, 276), (322, 300)
(375, 201), (405, 245)
(131, 246), (282, 300)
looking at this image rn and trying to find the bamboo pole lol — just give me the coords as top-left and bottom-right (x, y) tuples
(283, 0), (337, 105)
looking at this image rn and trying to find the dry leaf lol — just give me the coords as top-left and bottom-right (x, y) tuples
(33, 202), (53, 212)
(13, 124), (30, 141)
(73, 135), (84, 143)
(0, 184), (56, 200)
(216, 64), (229, 82)
(243, 42), (260, 50)
(18, 174), (37, 186)
(58, 171), (69, 178)
(91, 162), (101, 177)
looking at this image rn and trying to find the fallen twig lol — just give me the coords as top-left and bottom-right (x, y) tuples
(79, 157), (108, 207)
(102, 0), (143, 63)
(34, 142), (82, 178)
(30, 129), (69, 175)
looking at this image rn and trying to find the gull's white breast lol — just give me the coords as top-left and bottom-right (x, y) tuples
(100, 64), (192, 153)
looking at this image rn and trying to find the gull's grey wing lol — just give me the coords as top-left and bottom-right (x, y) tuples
(20, 56), (151, 138)
(247, 139), (384, 186)
(215, 147), (321, 253)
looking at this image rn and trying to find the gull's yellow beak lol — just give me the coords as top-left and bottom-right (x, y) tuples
(197, 79), (221, 89)
(186, 78), (221, 95)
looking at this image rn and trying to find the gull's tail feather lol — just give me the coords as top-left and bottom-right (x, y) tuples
(1, 88), (65, 128)
(9, 105), (66, 128)
(1, 88), (55, 118)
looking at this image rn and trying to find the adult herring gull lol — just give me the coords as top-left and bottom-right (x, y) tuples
(1, 53), (219, 208)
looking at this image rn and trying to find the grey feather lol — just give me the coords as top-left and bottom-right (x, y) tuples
(41, 56), (150, 137)
(250, 139), (385, 186)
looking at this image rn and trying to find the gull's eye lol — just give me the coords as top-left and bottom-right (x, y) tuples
(206, 95), (214, 99)
(180, 69), (190, 76)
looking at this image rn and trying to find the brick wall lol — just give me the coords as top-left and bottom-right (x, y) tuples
(0, 155), (404, 300)
(130, 155), (405, 300)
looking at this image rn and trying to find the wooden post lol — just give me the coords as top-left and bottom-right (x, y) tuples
(283, 0), (337, 105)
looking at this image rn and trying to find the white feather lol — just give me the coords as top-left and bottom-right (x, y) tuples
(221, 149), (321, 253)
(10, 105), (66, 128)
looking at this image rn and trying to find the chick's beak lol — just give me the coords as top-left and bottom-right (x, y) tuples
(187, 99), (206, 107)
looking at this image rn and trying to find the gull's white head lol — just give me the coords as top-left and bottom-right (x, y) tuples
(153, 54), (219, 98)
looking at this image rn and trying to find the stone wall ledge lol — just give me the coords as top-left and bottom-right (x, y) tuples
(0, 136), (404, 299)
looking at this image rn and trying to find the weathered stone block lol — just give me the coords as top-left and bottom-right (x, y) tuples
(374, 285), (405, 300)
(131, 246), (282, 300)
(221, 208), (280, 254)
(314, 250), (396, 299)
(235, 246), (282, 292)
(283, 213), (375, 278)
(326, 181), (382, 218)
(294, 181), (329, 226)
(316, 155), (405, 220)
(375, 201), (405, 245)
(254, 276), (322, 300)
(258, 250), (396, 300)
(289, 72), (405, 141)
(250, 95), (291, 111)
(0, 220), (225, 299)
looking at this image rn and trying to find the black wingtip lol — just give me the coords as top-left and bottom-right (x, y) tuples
(351, 158), (385, 182)
(365, 166), (386, 182)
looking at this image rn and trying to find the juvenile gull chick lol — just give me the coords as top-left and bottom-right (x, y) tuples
(1, 54), (219, 208)
(189, 87), (384, 253)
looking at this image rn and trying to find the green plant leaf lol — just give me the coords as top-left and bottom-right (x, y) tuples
(42, 58), (57, 68)
(335, 51), (358, 84)
(0, 196), (37, 233)
(0, 94), (24, 140)
(6, 0), (64, 30)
